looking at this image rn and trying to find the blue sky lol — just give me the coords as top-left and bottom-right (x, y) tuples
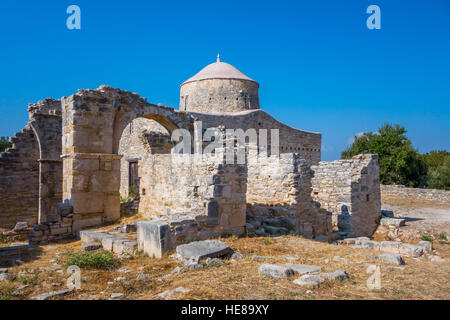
(0, 0), (449, 161)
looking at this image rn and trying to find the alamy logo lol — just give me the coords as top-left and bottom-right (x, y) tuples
(366, 264), (381, 290)
(66, 5), (81, 30)
(66, 265), (81, 290)
(366, 5), (381, 30)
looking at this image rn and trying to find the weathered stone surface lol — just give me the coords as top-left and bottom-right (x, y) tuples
(320, 270), (348, 281)
(284, 264), (322, 275)
(82, 242), (102, 252)
(418, 241), (433, 254)
(30, 289), (73, 300)
(380, 218), (406, 227)
(176, 240), (233, 264)
(293, 275), (324, 288)
(155, 286), (190, 300)
(13, 222), (28, 232)
(205, 257), (223, 267)
(258, 264), (295, 278)
(110, 293), (125, 300)
(137, 221), (172, 259)
(379, 253), (405, 265)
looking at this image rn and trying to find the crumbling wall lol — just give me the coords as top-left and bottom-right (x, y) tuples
(246, 151), (331, 239)
(192, 110), (322, 165)
(138, 152), (247, 236)
(311, 154), (381, 237)
(0, 126), (39, 228)
(381, 184), (450, 203)
(118, 118), (170, 199)
(0, 98), (62, 228)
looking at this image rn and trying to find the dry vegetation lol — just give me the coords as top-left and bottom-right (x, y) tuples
(1, 195), (449, 300)
(1, 234), (449, 300)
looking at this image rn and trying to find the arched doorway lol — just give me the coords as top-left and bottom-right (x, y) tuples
(60, 86), (190, 231)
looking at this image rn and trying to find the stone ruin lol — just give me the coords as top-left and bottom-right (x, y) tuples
(0, 56), (381, 258)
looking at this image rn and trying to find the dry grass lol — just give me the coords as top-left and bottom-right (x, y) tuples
(2, 235), (449, 300)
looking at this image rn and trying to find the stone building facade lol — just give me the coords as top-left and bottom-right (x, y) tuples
(0, 56), (382, 247)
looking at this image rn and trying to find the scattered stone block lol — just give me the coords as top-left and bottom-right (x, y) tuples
(176, 240), (233, 264)
(379, 253), (405, 265)
(293, 275), (324, 288)
(380, 218), (406, 227)
(205, 257), (223, 267)
(230, 252), (244, 260)
(284, 264), (321, 275)
(155, 287), (190, 300)
(137, 221), (172, 258)
(110, 293), (125, 300)
(137, 274), (151, 281)
(418, 241), (433, 254)
(13, 222), (28, 232)
(320, 269), (348, 281)
(82, 242), (102, 252)
(258, 264), (295, 278)
(30, 289), (73, 300)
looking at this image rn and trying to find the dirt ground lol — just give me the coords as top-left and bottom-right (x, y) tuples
(1, 195), (449, 300)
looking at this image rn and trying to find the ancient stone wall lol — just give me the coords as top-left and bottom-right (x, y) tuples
(193, 109), (321, 165)
(0, 126), (39, 228)
(118, 118), (170, 199)
(246, 151), (331, 239)
(138, 152), (247, 235)
(0, 98), (62, 228)
(311, 154), (381, 237)
(180, 79), (259, 113)
(381, 185), (450, 203)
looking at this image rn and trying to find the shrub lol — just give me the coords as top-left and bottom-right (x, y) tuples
(0, 136), (12, 153)
(421, 234), (433, 242)
(60, 249), (119, 269)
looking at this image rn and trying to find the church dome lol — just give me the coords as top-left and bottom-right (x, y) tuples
(180, 55), (260, 114)
(181, 54), (258, 86)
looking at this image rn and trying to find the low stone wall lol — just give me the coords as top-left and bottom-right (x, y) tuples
(311, 154), (381, 238)
(246, 152), (331, 240)
(381, 185), (450, 203)
(139, 152), (247, 237)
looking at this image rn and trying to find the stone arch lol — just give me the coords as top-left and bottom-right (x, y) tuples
(60, 86), (192, 231)
(28, 104), (63, 224)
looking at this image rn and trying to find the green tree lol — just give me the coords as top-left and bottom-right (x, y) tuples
(0, 136), (12, 152)
(421, 151), (450, 190)
(341, 123), (426, 187)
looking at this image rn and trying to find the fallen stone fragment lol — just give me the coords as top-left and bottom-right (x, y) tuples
(230, 252), (244, 260)
(82, 242), (102, 252)
(30, 289), (73, 300)
(284, 264), (321, 275)
(155, 287), (190, 300)
(417, 241), (433, 254)
(293, 275), (324, 288)
(13, 221), (28, 232)
(380, 241), (424, 257)
(137, 274), (151, 281)
(380, 218), (406, 227)
(0, 268), (8, 274)
(176, 240), (234, 264)
(379, 253), (405, 265)
(0, 273), (9, 281)
(258, 264), (295, 279)
(110, 293), (125, 300)
(320, 270), (348, 281)
(205, 257), (223, 267)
